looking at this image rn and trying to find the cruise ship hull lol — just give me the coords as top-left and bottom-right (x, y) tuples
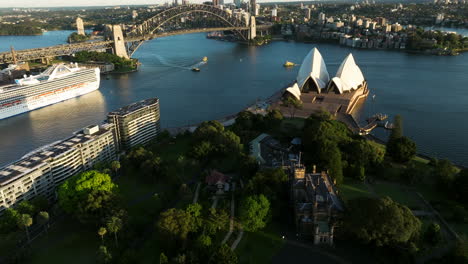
(0, 67), (100, 120)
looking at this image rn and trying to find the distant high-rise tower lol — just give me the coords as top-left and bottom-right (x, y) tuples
(250, 0), (256, 15)
(132, 10), (138, 20)
(213, 0), (219, 6)
(304, 8), (311, 20)
(318, 12), (326, 24)
(76, 17), (85, 36)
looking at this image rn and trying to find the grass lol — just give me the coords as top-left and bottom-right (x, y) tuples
(150, 134), (192, 162)
(281, 117), (305, 130)
(235, 223), (285, 264)
(337, 179), (373, 202)
(372, 182), (421, 209)
(26, 217), (99, 264)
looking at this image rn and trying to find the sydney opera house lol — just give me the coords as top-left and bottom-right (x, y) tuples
(281, 48), (369, 116)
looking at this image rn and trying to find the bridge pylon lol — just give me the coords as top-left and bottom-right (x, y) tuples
(106, 25), (129, 59)
(248, 16), (257, 41)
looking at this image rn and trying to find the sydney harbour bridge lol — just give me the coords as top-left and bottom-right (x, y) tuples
(0, 4), (269, 64)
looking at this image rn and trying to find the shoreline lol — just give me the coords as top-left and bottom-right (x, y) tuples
(273, 38), (467, 56)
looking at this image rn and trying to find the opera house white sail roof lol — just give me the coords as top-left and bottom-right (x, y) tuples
(328, 53), (365, 94)
(296, 48), (330, 93)
(285, 82), (301, 100)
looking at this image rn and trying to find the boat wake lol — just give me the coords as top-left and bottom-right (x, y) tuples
(154, 54), (207, 71)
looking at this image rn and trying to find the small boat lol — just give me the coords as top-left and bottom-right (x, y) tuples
(202, 56), (208, 62)
(283, 61), (295, 67)
(192, 67), (200, 72)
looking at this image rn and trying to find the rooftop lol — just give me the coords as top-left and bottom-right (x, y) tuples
(0, 123), (114, 186)
(108, 98), (159, 117)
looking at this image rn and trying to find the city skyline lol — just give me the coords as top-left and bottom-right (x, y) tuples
(2, 0), (315, 8)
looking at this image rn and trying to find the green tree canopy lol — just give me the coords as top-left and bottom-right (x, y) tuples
(57, 170), (118, 217)
(0, 208), (20, 233)
(209, 244), (238, 264)
(343, 196), (421, 247)
(205, 208), (229, 235)
(239, 194), (270, 232)
(157, 203), (203, 244)
(386, 136), (417, 163)
(435, 159), (458, 191)
(281, 96), (303, 118)
(245, 168), (288, 203)
(454, 169), (468, 206)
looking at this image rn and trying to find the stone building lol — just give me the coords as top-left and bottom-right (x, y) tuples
(291, 165), (344, 245)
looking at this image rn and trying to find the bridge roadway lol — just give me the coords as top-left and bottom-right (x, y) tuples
(0, 25), (271, 64)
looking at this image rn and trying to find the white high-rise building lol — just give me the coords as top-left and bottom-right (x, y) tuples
(271, 8), (278, 17)
(304, 8), (311, 20)
(318, 12), (326, 23)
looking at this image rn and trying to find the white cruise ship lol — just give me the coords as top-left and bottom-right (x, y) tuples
(0, 63), (100, 120)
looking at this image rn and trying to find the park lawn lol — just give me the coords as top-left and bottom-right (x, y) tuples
(150, 134), (192, 162)
(281, 117), (305, 130)
(372, 182), (421, 209)
(116, 169), (159, 202)
(235, 223), (285, 264)
(337, 179), (373, 202)
(27, 217), (99, 264)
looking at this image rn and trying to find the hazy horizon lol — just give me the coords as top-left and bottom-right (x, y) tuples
(2, 0), (327, 8)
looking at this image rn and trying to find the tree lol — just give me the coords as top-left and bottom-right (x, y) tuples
(195, 234), (212, 249)
(424, 222), (442, 246)
(157, 204), (202, 245)
(175, 155), (186, 183)
(325, 142), (344, 185)
(159, 252), (169, 264)
(30, 196), (49, 212)
(205, 208), (229, 235)
(209, 244), (238, 264)
(17, 201), (35, 215)
(36, 211), (49, 233)
(97, 245), (112, 264)
(343, 197), (421, 247)
(17, 214), (33, 243)
(110, 160), (121, 177)
(0, 208), (20, 233)
(435, 159), (458, 191)
(57, 170), (117, 219)
(141, 156), (162, 182)
(239, 195), (270, 232)
(281, 96), (303, 118)
(386, 136), (417, 163)
(106, 216), (122, 247)
(389, 115), (403, 141)
(454, 169), (468, 206)
(75, 189), (121, 225)
(245, 168), (288, 203)
(265, 109), (283, 130)
(98, 227), (107, 242)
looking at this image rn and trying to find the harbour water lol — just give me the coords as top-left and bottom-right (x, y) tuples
(0, 30), (467, 166)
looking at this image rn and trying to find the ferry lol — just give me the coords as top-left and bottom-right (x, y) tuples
(283, 61), (295, 67)
(0, 63), (100, 120)
(192, 68), (200, 72)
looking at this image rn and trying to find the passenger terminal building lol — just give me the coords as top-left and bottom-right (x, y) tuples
(278, 48), (369, 116)
(0, 98), (160, 214)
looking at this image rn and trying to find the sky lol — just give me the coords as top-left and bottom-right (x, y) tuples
(1, 0), (307, 8)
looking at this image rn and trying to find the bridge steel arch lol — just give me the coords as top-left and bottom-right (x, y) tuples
(127, 4), (249, 42)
